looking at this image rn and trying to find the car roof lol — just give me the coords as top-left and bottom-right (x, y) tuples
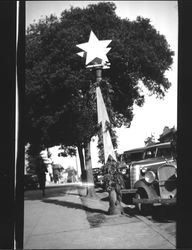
(145, 142), (171, 149)
(123, 147), (146, 154)
(123, 142), (171, 154)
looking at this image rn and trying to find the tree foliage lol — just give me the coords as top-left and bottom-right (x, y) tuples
(103, 158), (125, 214)
(144, 133), (156, 146)
(25, 2), (174, 157)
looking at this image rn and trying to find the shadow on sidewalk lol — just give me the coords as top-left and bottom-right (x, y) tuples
(24, 186), (79, 201)
(100, 196), (109, 202)
(42, 198), (108, 215)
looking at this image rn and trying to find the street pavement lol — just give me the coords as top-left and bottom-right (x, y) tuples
(24, 183), (176, 249)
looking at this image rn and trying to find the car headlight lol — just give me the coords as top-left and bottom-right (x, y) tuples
(140, 166), (147, 175)
(144, 171), (156, 184)
(122, 169), (126, 174)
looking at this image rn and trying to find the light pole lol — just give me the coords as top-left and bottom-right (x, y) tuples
(76, 31), (116, 197)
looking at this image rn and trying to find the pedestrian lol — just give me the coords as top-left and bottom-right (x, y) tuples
(36, 155), (48, 197)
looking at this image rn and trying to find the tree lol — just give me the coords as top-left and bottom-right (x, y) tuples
(144, 133), (156, 146)
(25, 145), (47, 177)
(25, 2), (174, 199)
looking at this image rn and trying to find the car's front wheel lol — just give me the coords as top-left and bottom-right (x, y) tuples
(135, 188), (152, 215)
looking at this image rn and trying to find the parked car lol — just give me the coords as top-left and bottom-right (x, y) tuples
(121, 142), (177, 214)
(24, 174), (39, 190)
(120, 146), (146, 189)
(93, 167), (104, 187)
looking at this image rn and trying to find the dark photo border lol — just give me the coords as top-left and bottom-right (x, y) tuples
(0, 1), (16, 249)
(1, 1), (192, 249)
(177, 0), (192, 248)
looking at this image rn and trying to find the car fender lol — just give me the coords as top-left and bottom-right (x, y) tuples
(134, 179), (158, 200)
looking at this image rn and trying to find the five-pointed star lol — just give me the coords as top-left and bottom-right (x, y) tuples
(76, 31), (112, 65)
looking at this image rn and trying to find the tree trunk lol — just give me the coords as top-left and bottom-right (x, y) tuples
(77, 145), (86, 182)
(84, 141), (96, 198)
(108, 189), (123, 215)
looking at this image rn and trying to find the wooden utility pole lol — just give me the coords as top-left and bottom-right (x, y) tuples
(84, 68), (102, 197)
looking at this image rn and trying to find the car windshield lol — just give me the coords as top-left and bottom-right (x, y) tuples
(123, 151), (144, 163)
(143, 145), (173, 159)
(156, 147), (173, 158)
(130, 152), (144, 161)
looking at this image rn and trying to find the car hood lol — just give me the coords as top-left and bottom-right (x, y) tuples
(131, 158), (175, 171)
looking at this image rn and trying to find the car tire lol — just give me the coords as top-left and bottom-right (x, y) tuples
(135, 188), (152, 215)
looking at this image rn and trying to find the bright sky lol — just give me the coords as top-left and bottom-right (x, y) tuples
(26, 1), (178, 167)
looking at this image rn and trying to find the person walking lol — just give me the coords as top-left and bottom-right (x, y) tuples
(36, 155), (48, 197)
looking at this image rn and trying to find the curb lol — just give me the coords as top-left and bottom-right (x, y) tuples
(135, 214), (176, 247)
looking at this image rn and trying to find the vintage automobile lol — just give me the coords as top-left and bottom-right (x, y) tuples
(93, 167), (104, 187)
(121, 142), (177, 214)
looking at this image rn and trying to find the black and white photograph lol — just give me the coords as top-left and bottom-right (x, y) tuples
(24, 1), (178, 249)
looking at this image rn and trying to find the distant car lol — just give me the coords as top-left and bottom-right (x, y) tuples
(92, 168), (104, 187)
(24, 174), (39, 190)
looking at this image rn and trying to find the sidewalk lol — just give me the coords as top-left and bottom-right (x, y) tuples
(24, 184), (176, 249)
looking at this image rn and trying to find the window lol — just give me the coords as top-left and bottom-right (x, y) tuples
(130, 152), (144, 161)
(156, 147), (172, 158)
(123, 151), (144, 163)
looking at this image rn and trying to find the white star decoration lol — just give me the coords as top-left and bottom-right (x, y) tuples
(76, 31), (112, 67)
